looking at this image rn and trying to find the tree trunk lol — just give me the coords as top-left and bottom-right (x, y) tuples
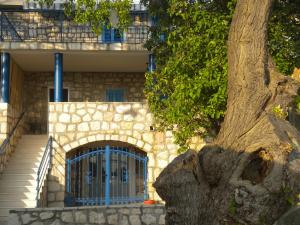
(154, 0), (300, 224)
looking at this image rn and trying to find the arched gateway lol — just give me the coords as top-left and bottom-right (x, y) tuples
(65, 141), (148, 206)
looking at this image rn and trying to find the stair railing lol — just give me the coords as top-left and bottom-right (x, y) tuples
(0, 111), (25, 156)
(36, 136), (53, 207)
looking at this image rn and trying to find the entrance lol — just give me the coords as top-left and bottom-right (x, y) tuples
(66, 144), (148, 206)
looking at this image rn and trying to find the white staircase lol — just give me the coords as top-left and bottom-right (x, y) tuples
(0, 135), (48, 225)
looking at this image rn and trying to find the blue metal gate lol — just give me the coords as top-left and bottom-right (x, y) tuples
(66, 145), (148, 206)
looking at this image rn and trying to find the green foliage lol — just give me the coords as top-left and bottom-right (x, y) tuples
(228, 198), (237, 216)
(294, 96), (300, 111)
(269, 0), (300, 75)
(144, 0), (232, 151)
(272, 105), (288, 119)
(31, 0), (132, 34)
(144, 0), (299, 150)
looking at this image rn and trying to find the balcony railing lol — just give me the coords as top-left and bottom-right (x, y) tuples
(0, 7), (149, 44)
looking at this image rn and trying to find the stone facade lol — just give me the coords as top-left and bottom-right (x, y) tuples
(47, 102), (205, 206)
(24, 72), (146, 134)
(9, 205), (165, 225)
(1, 11), (149, 52)
(0, 59), (25, 173)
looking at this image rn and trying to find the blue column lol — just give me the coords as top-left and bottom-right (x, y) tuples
(1, 52), (10, 103)
(105, 145), (111, 206)
(54, 53), (63, 102)
(148, 54), (156, 72)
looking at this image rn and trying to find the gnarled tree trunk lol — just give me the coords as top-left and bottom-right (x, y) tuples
(154, 0), (300, 224)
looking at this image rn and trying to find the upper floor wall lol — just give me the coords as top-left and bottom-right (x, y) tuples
(0, 3), (150, 51)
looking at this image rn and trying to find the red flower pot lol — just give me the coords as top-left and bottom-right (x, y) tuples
(144, 199), (156, 205)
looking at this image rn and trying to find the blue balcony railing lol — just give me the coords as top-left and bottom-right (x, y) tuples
(0, 6), (149, 44)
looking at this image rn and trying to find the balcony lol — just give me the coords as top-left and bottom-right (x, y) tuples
(0, 5), (149, 51)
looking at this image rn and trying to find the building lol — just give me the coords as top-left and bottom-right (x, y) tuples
(0, 1), (204, 224)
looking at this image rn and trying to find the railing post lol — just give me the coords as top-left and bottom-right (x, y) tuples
(66, 159), (71, 193)
(49, 136), (53, 168)
(59, 12), (63, 42)
(105, 145), (110, 206)
(36, 167), (40, 207)
(0, 12), (3, 40)
(144, 157), (148, 200)
(148, 54), (156, 73)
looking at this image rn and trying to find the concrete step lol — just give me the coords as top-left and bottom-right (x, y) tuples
(0, 200), (36, 208)
(0, 171), (38, 178)
(5, 162), (40, 168)
(0, 186), (37, 193)
(8, 158), (42, 164)
(14, 147), (46, 152)
(0, 179), (37, 187)
(0, 135), (48, 222)
(0, 216), (7, 225)
(0, 193), (36, 201)
(0, 209), (9, 217)
(10, 152), (44, 157)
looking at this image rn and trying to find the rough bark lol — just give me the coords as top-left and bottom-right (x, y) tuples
(154, 0), (300, 225)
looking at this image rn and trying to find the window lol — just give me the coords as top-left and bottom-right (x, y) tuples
(102, 28), (123, 43)
(49, 88), (69, 102)
(106, 89), (125, 102)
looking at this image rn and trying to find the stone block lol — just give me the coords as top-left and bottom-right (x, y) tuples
(75, 211), (87, 223)
(133, 123), (145, 131)
(48, 181), (60, 192)
(83, 114), (92, 122)
(21, 213), (36, 225)
(93, 111), (103, 121)
(8, 213), (21, 225)
(107, 214), (118, 225)
(159, 214), (165, 225)
(61, 211), (74, 223)
(40, 212), (54, 220)
(141, 214), (156, 225)
(116, 105), (131, 114)
(59, 113), (71, 123)
(129, 215), (141, 225)
(78, 122), (89, 132)
(72, 114), (81, 123)
(55, 123), (66, 133)
(89, 211), (105, 224)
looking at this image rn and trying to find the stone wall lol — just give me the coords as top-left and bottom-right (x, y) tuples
(0, 59), (25, 173)
(24, 72), (146, 134)
(47, 102), (205, 207)
(9, 205), (165, 225)
(3, 11), (149, 44)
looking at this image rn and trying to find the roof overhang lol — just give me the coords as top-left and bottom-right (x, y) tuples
(9, 50), (149, 73)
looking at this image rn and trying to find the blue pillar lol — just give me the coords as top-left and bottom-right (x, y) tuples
(54, 53), (63, 102)
(148, 54), (156, 72)
(1, 52), (10, 103)
(105, 145), (111, 206)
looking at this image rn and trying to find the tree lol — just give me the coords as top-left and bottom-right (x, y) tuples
(153, 0), (300, 224)
(143, 0), (300, 150)
(144, 0), (232, 151)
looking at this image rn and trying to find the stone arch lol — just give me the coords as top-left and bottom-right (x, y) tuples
(62, 133), (154, 154)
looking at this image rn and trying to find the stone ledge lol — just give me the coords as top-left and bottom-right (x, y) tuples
(0, 42), (147, 52)
(9, 204), (166, 225)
